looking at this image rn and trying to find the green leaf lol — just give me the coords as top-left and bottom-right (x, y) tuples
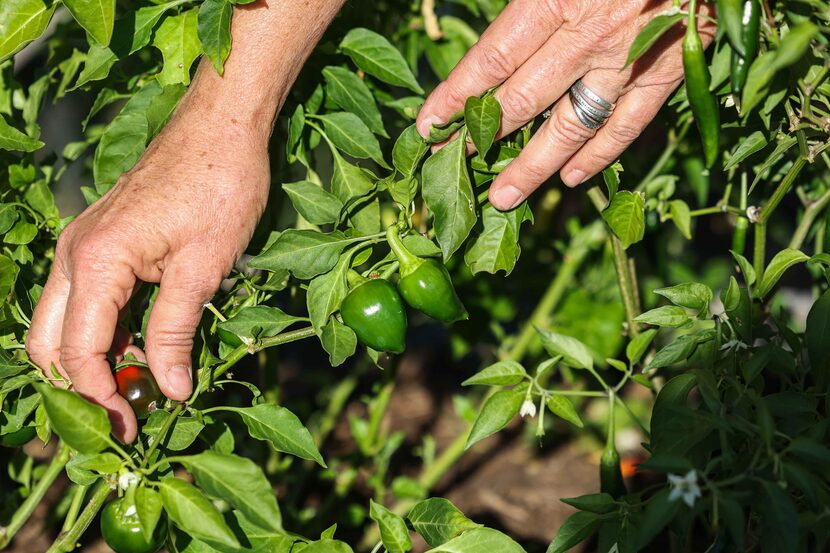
(0, 205), (19, 234)
(724, 130), (768, 170)
(669, 199), (692, 240)
(321, 318), (357, 366)
(634, 488), (680, 549)
(249, 230), (352, 280)
(425, 527), (525, 553)
(422, 133), (476, 260)
(0, 0), (56, 63)
(465, 387), (524, 449)
(536, 328), (593, 370)
(24, 181), (58, 220)
(319, 112), (388, 167)
(330, 150), (378, 234)
(646, 334), (700, 370)
(806, 288), (830, 381)
(339, 28), (423, 93)
(301, 539), (354, 553)
(370, 500), (412, 553)
(464, 95), (501, 156)
(546, 396), (583, 428)
(760, 481), (799, 553)
(228, 404), (325, 466)
(63, 0), (115, 47)
(634, 306), (690, 328)
(142, 413), (204, 451)
(392, 124), (429, 177)
(154, 9), (201, 86)
(0, 115), (43, 152)
(197, 0), (232, 74)
(624, 12), (683, 67)
(464, 202), (531, 276)
(177, 451), (282, 532)
(0, 255), (19, 300)
(546, 511), (601, 553)
(730, 250), (756, 287)
(135, 487), (164, 543)
(92, 109), (148, 193)
(626, 328), (658, 366)
(722, 275), (741, 312)
(407, 498), (481, 547)
(757, 248), (808, 298)
(602, 162), (622, 201)
(307, 250), (351, 331)
(462, 361), (526, 387)
(4, 219), (37, 245)
(36, 385), (111, 453)
(322, 66), (387, 137)
(602, 191), (645, 249)
(282, 181), (343, 226)
(65, 452), (122, 485)
(158, 478), (240, 550)
(654, 282), (713, 315)
(218, 306), (304, 340)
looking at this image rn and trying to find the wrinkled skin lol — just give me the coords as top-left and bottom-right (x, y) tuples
(416, 0), (715, 210)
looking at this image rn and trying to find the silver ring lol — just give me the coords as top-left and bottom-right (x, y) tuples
(569, 79), (614, 130)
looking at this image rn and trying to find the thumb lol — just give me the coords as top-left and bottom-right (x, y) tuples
(145, 259), (221, 401)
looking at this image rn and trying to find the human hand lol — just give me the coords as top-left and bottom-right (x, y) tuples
(416, 0), (715, 210)
(26, 93), (271, 442)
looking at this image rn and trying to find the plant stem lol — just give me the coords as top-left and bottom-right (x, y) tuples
(757, 156), (807, 224)
(789, 187), (830, 250)
(140, 403), (184, 469)
(46, 480), (111, 553)
(60, 485), (87, 534)
(0, 444), (70, 550)
(753, 222), (767, 283)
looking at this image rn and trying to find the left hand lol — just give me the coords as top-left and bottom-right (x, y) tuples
(415, 0), (715, 210)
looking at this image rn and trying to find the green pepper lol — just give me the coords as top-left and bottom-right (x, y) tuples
(340, 276), (407, 353)
(600, 395), (626, 498)
(101, 496), (168, 553)
(386, 227), (467, 322)
(683, 0), (720, 168)
(729, 0), (761, 96)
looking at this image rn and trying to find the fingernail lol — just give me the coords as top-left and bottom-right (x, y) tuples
(563, 169), (587, 187)
(166, 365), (193, 399)
(417, 114), (443, 139)
(492, 185), (524, 211)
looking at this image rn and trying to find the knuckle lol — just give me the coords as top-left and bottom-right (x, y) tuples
(548, 111), (595, 146)
(476, 43), (515, 82)
(500, 86), (539, 123)
(150, 326), (195, 351)
(437, 80), (469, 110)
(60, 344), (91, 371)
(536, 0), (564, 25)
(517, 159), (551, 184)
(604, 120), (642, 147)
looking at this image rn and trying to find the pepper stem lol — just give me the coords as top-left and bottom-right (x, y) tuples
(386, 226), (424, 278)
(347, 269), (369, 289)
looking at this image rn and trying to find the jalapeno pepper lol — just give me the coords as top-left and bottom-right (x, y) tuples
(113, 362), (163, 419)
(600, 394), (626, 498)
(386, 227), (467, 323)
(684, 0), (720, 168)
(101, 496), (168, 553)
(340, 276), (408, 353)
(729, 0), (761, 96)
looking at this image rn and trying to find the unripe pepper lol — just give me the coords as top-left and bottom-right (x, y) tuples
(340, 274), (407, 353)
(600, 393), (626, 498)
(101, 495), (168, 553)
(386, 226), (467, 323)
(729, 0), (760, 96)
(683, 0), (720, 168)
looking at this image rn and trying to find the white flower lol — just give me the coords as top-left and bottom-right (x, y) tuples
(520, 399), (537, 418)
(118, 471), (140, 491)
(668, 469), (702, 507)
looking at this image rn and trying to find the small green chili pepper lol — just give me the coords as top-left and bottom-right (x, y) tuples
(729, 0), (761, 96)
(684, 0), (720, 168)
(340, 275), (407, 353)
(600, 397), (626, 499)
(386, 226), (468, 323)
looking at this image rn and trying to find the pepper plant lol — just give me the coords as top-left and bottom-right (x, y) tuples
(1, 0), (830, 552)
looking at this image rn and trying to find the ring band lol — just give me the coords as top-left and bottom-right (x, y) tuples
(569, 79), (614, 130)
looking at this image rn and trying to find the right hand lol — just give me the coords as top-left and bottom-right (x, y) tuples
(26, 92), (272, 443)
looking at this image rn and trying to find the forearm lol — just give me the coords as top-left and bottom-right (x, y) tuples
(177, 0), (345, 141)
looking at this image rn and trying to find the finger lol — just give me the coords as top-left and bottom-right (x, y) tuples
(145, 255), (221, 401)
(61, 262), (138, 442)
(561, 84), (676, 186)
(110, 326), (134, 363)
(416, 0), (564, 137)
(27, 269), (71, 379)
(489, 73), (622, 210)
